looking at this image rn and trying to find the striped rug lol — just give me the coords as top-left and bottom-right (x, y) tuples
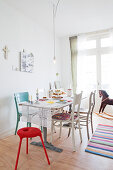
(85, 124), (113, 159)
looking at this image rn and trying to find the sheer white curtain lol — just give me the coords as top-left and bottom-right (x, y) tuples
(69, 36), (78, 94)
(101, 31), (113, 97)
(77, 35), (97, 96)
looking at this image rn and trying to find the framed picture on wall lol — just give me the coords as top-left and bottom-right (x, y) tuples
(20, 50), (34, 73)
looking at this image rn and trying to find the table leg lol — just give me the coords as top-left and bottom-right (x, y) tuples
(30, 127), (63, 153)
(69, 104), (72, 112)
(63, 104), (72, 128)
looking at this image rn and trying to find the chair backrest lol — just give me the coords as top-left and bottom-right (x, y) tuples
(49, 82), (52, 90)
(88, 90), (96, 116)
(14, 92), (29, 115)
(71, 91), (82, 121)
(54, 81), (61, 89)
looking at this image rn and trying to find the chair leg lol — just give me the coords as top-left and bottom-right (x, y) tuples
(53, 126), (56, 133)
(26, 138), (28, 154)
(27, 122), (31, 127)
(72, 122), (76, 151)
(15, 139), (22, 170)
(51, 120), (54, 143)
(91, 114), (93, 134)
(41, 126), (43, 133)
(86, 118), (90, 140)
(59, 121), (62, 138)
(68, 128), (71, 137)
(72, 130), (76, 151)
(78, 119), (82, 143)
(15, 119), (19, 135)
(40, 135), (50, 165)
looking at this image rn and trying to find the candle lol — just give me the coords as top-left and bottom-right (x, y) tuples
(29, 95), (30, 102)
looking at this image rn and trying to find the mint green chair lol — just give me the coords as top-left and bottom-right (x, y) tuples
(14, 92), (31, 135)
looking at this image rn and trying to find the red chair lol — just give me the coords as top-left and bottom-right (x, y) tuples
(15, 127), (50, 170)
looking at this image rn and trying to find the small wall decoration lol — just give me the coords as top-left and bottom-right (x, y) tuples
(20, 49), (34, 73)
(3, 46), (9, 60)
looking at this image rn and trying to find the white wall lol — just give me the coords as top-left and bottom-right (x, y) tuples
(0, 0), (61, 137)
(59, 37), (72, 90)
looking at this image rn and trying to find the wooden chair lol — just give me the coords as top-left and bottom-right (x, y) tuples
(51, 92), (82, 151)
(49, 82), (52, 90)
(68, 91), (95, 140)
(14, 92), (31, 135)
(54, 81), (61, 89)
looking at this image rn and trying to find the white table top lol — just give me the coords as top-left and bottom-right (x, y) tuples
(20, 97), (73, 110)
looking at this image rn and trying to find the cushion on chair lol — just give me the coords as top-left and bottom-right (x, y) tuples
(52, 112), (78, 120)
(17, 127), (41, 139)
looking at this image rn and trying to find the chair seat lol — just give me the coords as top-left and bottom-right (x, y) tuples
(52, 112), (77, 121)
(17, 127), (41, 138)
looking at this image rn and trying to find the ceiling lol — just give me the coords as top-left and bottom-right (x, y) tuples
(4, 0), (113, 37)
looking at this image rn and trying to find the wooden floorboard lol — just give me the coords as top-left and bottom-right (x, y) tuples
(0, 114), (113, 170)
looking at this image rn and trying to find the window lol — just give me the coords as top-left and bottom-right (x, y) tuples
(101, 37), (113, 47)
(77, 30), (113, 96)
(78, 40), (96, 50)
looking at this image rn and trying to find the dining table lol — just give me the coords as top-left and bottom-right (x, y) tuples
(20, 97), (73, 153)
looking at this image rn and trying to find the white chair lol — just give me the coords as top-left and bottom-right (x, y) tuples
(68, 91), (95, 140)
(79, 91), (95, 139)
(54, 81), (61, 89)
(49, 82), (52, 90)
(51, 92), (82, 151)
